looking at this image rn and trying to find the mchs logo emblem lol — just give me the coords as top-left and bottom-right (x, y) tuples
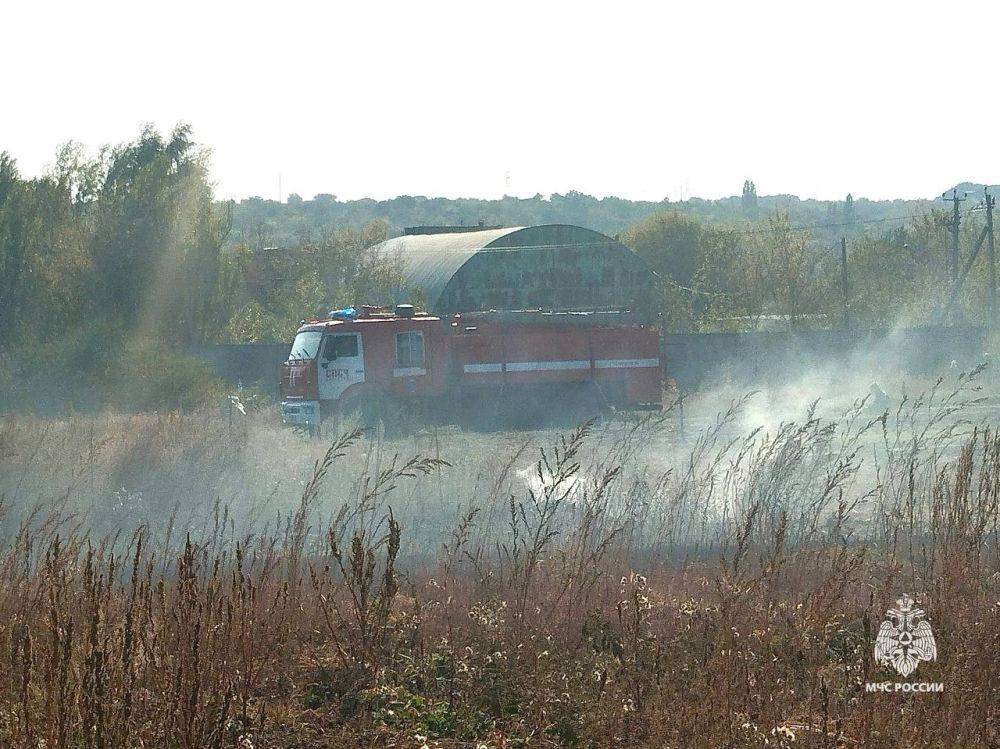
(874, 594), (937, 677)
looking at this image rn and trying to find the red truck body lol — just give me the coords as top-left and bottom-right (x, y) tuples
(279, 307), (661, 427)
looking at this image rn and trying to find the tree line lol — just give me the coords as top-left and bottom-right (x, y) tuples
(623, 209), (981, 331)
(234, 185), (938, 252)
(0, 125), (992, 410)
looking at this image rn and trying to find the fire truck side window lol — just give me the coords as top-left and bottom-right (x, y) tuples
(323, 334), (358, 360)
(395, 331), (425, 369)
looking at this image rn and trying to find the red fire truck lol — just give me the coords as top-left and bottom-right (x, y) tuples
(278, 305), (661, 429)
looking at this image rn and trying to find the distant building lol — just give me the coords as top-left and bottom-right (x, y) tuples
(371, 224), (655, 319)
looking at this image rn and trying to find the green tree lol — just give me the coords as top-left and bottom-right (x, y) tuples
(844, 193), (855, 226)
(0, 153), (28, 341)
(88, 124), (229, 343)
(690, 227), (757, 329)
(744, 214), (833, 326)
(0, 153), (93, 344)
(621, 211), (705, 288)
(741, 180), (758, 219)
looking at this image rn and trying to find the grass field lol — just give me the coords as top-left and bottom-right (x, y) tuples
(0, 370), (997, 747)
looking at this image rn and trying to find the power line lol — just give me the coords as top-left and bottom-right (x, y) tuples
(784, 206), (978, 234)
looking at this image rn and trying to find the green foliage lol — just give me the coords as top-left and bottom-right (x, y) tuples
(230, 188), (939, 251)
(366, 684), (456, 735)
(618, 211), (825, 331)
(741, 179), (758, 219)
(0, 127), (234, 411)
(0, 125), (420, 413)
(222, 300), (290, 343)
(622, 211), (705, 288)
(1, 125), (230, 348)
(102, 337), (223, 411)
(0, 320), (222, 414)
(88, 124), (231, 342)
(843, 212), (957, 327)
(741, 214), (834, 326)
(0, 153), (92, 345)
(2, 124), (997, 413)
(215, 220), (403, 342)
(0, 319), (114, 412)
(619, 203), (998, 332)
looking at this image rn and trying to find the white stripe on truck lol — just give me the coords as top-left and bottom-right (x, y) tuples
(463, 363), (503, 373)
(507, 360), (590, 372)
(595, 358), (660, 369)
(463, 358), (659, 374)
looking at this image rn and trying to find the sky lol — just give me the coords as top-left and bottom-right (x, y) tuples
(5, 0), (999, 203)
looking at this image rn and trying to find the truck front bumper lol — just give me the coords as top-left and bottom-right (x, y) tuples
(280, 400), (320, 426)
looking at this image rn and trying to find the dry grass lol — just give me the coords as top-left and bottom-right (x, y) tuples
(0, 373), (997, 747)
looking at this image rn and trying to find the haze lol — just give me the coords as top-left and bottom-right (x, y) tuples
(7, 0), (998, 202)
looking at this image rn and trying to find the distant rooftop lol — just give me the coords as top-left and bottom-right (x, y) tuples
(403, 223), (502, 235)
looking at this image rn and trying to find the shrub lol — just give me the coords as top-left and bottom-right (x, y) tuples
(102, 336), (224, 411)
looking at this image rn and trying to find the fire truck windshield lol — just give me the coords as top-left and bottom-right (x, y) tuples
(288, 331), (323, 360)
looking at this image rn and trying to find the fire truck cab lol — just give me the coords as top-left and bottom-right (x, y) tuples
(280, 305), (444, 428)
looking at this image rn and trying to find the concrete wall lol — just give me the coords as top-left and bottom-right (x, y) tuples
(190, 326), (988, 395)
(664, 326), (988, 391)
(187, 344), (290, 394)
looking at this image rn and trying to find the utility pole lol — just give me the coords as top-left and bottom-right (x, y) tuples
(940, 223), (989, 321)
(942, 189), (967, 285)
(985, 188), (997, 326)
(840, 237), (851, 329)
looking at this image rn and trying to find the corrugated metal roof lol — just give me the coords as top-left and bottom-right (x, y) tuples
(375, 224), (652, 314)
(379, 226), (525, 311)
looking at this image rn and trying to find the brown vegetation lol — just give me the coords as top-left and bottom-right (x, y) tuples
(0, 379), (997, 747)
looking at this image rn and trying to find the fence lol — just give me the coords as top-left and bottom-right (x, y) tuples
(663, 326), (988, 390)
(187, 344), (290, 394)
(189, 326), (989, 395)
